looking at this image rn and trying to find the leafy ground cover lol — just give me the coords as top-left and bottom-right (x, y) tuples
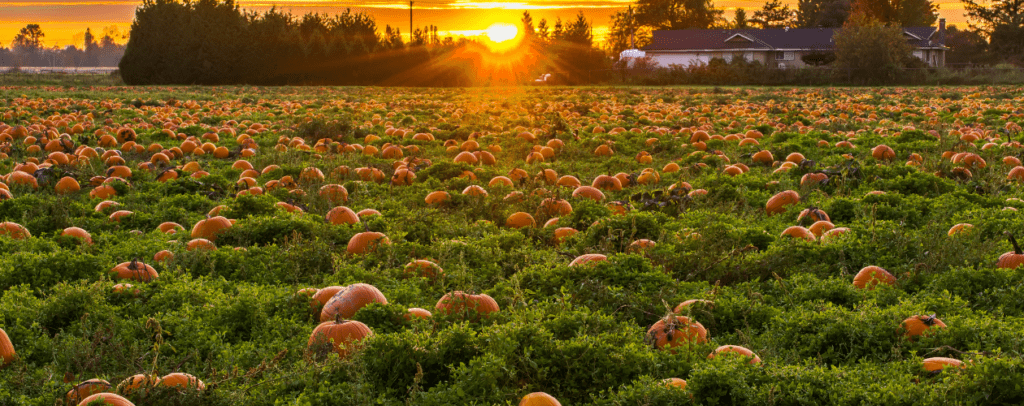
(1, 85), (1024, 405)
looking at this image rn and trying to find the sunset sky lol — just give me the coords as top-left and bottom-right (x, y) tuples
(0, 0), (971, 49)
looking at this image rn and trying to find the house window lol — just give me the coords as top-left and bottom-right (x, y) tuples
(775, 51), (795, 61)
(744, 52), (754, 62)
(913, 50), (924, 60)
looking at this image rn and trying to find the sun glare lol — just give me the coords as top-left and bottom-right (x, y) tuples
(483, 22), (520, 53)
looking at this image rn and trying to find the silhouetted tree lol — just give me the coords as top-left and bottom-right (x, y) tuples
(752, 0), (797, 28)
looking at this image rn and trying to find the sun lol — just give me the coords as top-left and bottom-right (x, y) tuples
(483, 22), (520, 53)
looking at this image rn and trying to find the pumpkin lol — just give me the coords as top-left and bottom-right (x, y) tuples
(0, 222), (30, 240)
(707, 345), (761, 365)
(796, 207), (830, 224)
(901, 314), (947, 339)
(320, 283), (388, 322)
(66, 379), (113, 404)
(326, 207), (360, 225)
(537, 198), (573, 217)
(186, 238), (216, 251)
(766, 190), (800, 215)
(997, 232), (1024, 269)
(406, 308), (433, 320)
(346, 232), (390, 255)
(108, 210), (133, 222)
(571, 186), (605, 202)
(663, 377), (687, 390)
(807, 221), (835, 237)
(116, 374), (158, 395)
(157, 222), (185, 234)
(646, 315), (708, 350)
(75, 393), (134, 406)
(311, 286), (345, 309)
(553, 227), (578, 245)
(820, 227), (851, 243)
(109, 259), (159, 282)
(153, 250), (174, 262)
(852, 266), (895, 289)
(569, 253), (607, 267)
(0, 327), (15, 366)
(307, 319), (373, 359)
(947, 223), (973, 236)
(591, 175), (622, 191)
(520, 392), (561, 406)
(404, 260), (443, 278)
(435, 291), (500, 318)
(61, 227), (93, 244)
(191, 215), (232, 241)
(158, 372), (206, 391)
(506, 212), (536, 228)
(871, 144), (896, 161)
(922, 357), (965, 372)
(780, 226), (815, 241)
(55, 176), (81, 194)
(462, 185), (489, 197)
(319, 184), (349, 203)
(673, 299), (713, 313)
(425, 191), (450, 206)
(627, 239), (656, 253)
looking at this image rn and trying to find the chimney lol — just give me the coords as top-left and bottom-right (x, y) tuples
(939, 18), (946, 45)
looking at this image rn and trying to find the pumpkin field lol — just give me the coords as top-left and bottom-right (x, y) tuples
(2, 85), (1024, 405)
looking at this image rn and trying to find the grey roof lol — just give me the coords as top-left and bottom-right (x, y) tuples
(644, 27), (943, 52)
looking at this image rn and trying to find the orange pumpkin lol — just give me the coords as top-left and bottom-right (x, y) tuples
(506, 212), (536, 228)
(66, 379), (113, 404)
(116, 374), (158, 395)
(158, 372), (206, 391)
(75, 393), (135, 406)
(0, 222), (30, 239)
(346, 232), (390, 255)
(901, 314), (947, 339)
(520, 392), (562, 406)
(320, 283), (388, 322)
(569, 253), (607, 267)
(326, 207), (360, 225)
(109, 259), (159, 282)
(61, 227), (93, 244)
(0, 327), (15, 367)
(646, 315), (708, 350)
(766, 190), (800, 215)
(997, 233), (1024, 269)
(922, 357), (965, 372)
(307, 320), (373, 359)
(435, 291), (500, 318)
(191, 215), (233, 241)
(707, 345), (761, 365)
(852, 266), (895, 289)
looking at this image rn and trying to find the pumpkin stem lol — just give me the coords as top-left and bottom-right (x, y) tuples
(923, 314), (937, 326)
(1007, 232), (1023, 255)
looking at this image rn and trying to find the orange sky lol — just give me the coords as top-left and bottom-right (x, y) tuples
(0, 0), (972, 49)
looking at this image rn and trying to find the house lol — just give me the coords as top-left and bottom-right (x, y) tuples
(640, 19), (946, 69)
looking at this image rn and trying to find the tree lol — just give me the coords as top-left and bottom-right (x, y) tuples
(944, 24), (992, 65)
(12, 24), (45, 51)
(796, 0), (850, 27)
(607, 6), (652, 54)
(833, 13), (914, 83)
(961, 0), (1024, 61)
(849, 0), (936, 26)
(521, 11), (536, 38)
(752, 0), (797, 28)
(734, 8), (751, 28)
(83, 28), (99, 66)
(634, 0), (725, 30)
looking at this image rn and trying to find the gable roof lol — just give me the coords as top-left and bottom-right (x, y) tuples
(643, 27), (944, 52)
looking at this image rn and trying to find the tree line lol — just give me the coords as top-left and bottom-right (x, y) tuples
(1, 24), (126, 68)
(117, 0), (610, 85)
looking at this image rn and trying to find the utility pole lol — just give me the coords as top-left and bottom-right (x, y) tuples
(628, 5), (634, 49)
(409, 1), (414, 43)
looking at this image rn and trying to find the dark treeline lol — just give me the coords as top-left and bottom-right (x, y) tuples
(1, 25), (125, 68)
(118, 0), (610, 86)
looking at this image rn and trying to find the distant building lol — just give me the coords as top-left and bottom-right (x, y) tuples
(642, 19), (946, 69)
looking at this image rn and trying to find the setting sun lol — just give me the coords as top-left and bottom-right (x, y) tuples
(485, 22), (518, 43)
(483, 22), (520, 52)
